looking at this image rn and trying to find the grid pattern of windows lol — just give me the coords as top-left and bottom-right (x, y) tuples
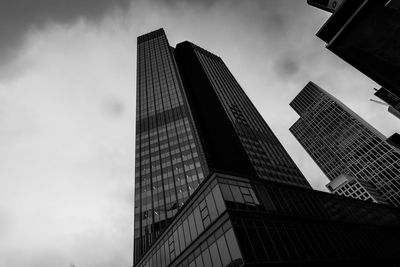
(136, 172), (400, 266)
(218, 175), (400, 227)
(335, 179), (375, 202)
(174, 223), (242, 267)
(135, 29), (208, 263)
(135, 30), (400, 266)
(219, 174), (400, 264)
(290, 82), (400, 207)
(135, 183), (227, 267)
(191, 44), (311, 189)
(326, 175), (388, 204)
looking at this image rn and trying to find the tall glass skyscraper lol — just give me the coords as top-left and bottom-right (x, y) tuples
(290, 81), (400, 206)
(135, 29), (311, 261)
(135, 29), (209, 260)
(134, 29), (400, 266)
(175, 41), (311, 189)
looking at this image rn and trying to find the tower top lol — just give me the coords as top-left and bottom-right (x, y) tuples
(137, 28), (165, 43)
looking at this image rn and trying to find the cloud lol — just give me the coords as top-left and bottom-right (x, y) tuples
(0, 0), (308, 80)
(263, 13), (287, 37)
(0, 0), (130, 76)
(0, 13), (134, 266)
(274, 56), (301, 78)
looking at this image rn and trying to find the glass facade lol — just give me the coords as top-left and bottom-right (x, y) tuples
(190, 44), (311, 189)
(135, 29), (400, 266)
(136, 183), (229, 267)
(134, 172), (244, 267)
(327, 174), (388, 204)
(135, 29), (313, 264)
(135, 172), (400, 266)
(174, 225), (242, 267)
(290, 81), (400, 206)
(220, 173), (400, 265)
(135, 29), (208, 262)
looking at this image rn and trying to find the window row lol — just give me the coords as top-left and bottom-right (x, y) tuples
(137, 185), (226, 267)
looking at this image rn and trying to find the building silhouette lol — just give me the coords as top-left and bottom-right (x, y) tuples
(290, 81), (400, 206)
(310, 0), (400, 100)
(307, 0), (345, 13)
(374, 87), (400, 119)
(134, 29), (400, 266)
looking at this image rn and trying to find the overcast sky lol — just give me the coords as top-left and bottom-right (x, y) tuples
(0, 0), (398, 266)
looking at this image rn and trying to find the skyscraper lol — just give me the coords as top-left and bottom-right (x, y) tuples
(134, 29), (400, 266)
(374, 87), (400, 120)
(290, 81), (400, 206)
(135, 29), (209, 261)
(135, 29), (312, 262)
(310, 0), (400, 99)
(174, 41), (311, 189)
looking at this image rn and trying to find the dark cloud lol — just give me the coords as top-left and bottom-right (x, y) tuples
(265, 13), (286, 34)
(0, 0), (130, 72)
(0, 0), (307, 76)
(260, 1), (310, 40)
(274, 56), (300, 78)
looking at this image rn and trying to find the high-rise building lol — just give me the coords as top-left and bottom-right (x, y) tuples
(134, 29), (400, 266)
(310, 0), (400, 99)
(174, 41), (311, 189)
(135, 29), (312, 261)
(374, 87), (400, 120)
(325, 174), (387, 204)
(290, 81), (400, 206)
(307, 0), (345, 13)
(135, 29), (210, 261)
(134, 28), (311, 262)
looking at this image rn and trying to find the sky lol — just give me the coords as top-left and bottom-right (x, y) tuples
(0, 0), (398, 266)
